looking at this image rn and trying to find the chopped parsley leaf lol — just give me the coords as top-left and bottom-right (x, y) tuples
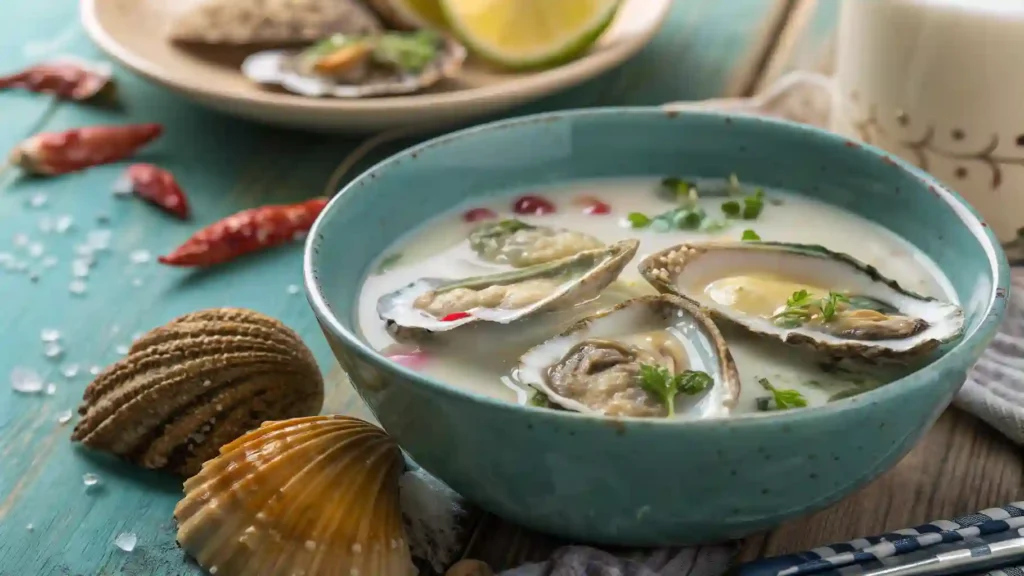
(757, 378), (808, 411)
(638, 363), (712, 417)
(741, 229), (761, 241)
(627, 212), (652, 228)
(721, 200), (741, 217)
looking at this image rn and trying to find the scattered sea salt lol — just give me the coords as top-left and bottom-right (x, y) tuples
(286, 284), (301, 295)
(113, 532), (136, 552)
(27, 243), (44, 258)
(55, 215), (73, 234)
(57, 409), (72, 424)
(89, 365), (101, 376)
(69, 280), (87, 295)
(43, 342), (63, 359)
(129, 250), (151, 264)
(131, 278), (143, 287)
(87, 229), (112, 251)
(41, 255), (58, 268)
(10, 367), (43, 394)
(26, 524), (33, 532)
(38, 216), (53, 234)
(72, 259), (90, 278)
(111, 174), (133, 197)
(28, 193), (47, 208)
(46, 383), (56, 395)
(41, 328), (61, 342)
(115, 344), (129, 355)
(61, 364), (80, 378)
(73, 244), (93, 258)
(13, 233), (29, 247)
(83, 473), (100, 487)
(0, 252), (12, 264)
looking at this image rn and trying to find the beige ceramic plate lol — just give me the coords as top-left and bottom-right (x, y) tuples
(80, 0), (671, 134)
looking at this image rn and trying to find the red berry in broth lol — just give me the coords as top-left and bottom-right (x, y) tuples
(583, 200), (611, 215)
(513, 195), (555, 215)
(462, 207), (497, 222)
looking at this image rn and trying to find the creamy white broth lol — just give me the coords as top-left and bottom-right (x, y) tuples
(356, 178), (955, 416)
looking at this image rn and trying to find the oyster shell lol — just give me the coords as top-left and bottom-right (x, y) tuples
(378, 240), (638, 337)
(516, 295), (741, 418)
(169, 0), (382, 46)
(468, 219), (604, 267)
(175, 416), (417, 576)
(71, 308), (324, 476)
(242, 31), (466, 98)
(639, 241), (965, 362)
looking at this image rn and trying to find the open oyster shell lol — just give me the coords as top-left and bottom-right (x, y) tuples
(378, 240), (638, 338)
(639, 241), (965, 362)
(175, 416), (417, 576)
(516, 295), (741, 419)
(468, 219), (605, 268)
(169, 0), (382, 46)
(242, 31), (466, 98)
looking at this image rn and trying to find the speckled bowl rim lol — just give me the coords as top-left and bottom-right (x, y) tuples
(304, 107), (1010, 430)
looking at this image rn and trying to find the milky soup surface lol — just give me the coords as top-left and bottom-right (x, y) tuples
(356, 178), (956, 417)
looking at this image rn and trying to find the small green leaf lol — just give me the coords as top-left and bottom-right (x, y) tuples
(529, 390), (553, 408)
(721, 200), (741, 217)
(742, 194), (764, 219)
(628, 212), (652, 228)
(757, 378), (808, 411)
(677, 209), (704, 229)
(819, 291), (849, 322)
(638, 364), (713, 417)
(675, 370), (712, 395)
(741, 229), (761, 241)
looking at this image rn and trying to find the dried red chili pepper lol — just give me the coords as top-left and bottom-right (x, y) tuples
(0, 60), (116, 104)
(441, 312), (472, 322)
(158, 197), (329, 267)
(10, 123), (163, 176)
(117, 164), (190, 220)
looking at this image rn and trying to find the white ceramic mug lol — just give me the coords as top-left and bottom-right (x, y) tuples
(832, 0), (1024, 243)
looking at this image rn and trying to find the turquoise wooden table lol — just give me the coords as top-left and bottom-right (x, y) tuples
(1, 1), (1020, 575)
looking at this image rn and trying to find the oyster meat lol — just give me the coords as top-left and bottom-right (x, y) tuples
(468, 219), (604, 267)
(516, 295), (741, 418)
(639, 241), (965, 361)
(378, 240), (638, 336)
(169, 0), (382, 46)
(242, 30), (466, 98)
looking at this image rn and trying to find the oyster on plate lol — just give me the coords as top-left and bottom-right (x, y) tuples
(242, 30), (466, 98)
(515, 295), (741, 419)
(169, 0), (383, 45)
(378, 240), (639, 337)
(639, 241), (965, 362)
(468, 219), (605, 268)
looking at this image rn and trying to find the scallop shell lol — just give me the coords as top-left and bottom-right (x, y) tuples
(175, 416), (417, 576)
(71, 308), (324, 476)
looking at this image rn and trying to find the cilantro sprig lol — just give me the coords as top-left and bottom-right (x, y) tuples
(638, 364), (712, 417)
(741, 229), (761, 241)
(771, 289), (849, 328)
(757, 378), (807, 411)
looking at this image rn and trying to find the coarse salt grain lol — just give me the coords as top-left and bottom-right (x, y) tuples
(129, 250), (151, 264)
(69, 280), (87, 295)
(286, 284), (300, 295)
(87, 230), (112, 251)
(72, 259), (90, 278)
(55, 215), (73, 234)
(41, 255), (58, 268)
(28, 193), (47, 208)
(13, 233), (29, 247)
(27, 243), (44, 258)
(115, 344), (129, 355)
(46, 383), (56, 395)
(83, 473), (100, 487)
(10, 367), (43, 394)
(89, 365), (101, 376)
(62, 364), (80, 378)
(43, 342), (63, 359)
(57, 409), (72, 424)
(40, 328), (61, 342)
(113, 532), (136, 552)
(38, 216), (53, 233)
(131, 278), (143, 287)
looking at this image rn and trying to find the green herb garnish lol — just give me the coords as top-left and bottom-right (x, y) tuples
(742, 189), (765, 219)
(373, 30), (440, 73)
(627, 212), (652, 228)
(638, 364), (713, 416)
(819, 291), (850, 322)
(758, 378), (807, 411)
(741, 229), (761, 241)
(772, 289), (848, 327)
(721, 200), (741, 217)
(528, 390), (554, 408)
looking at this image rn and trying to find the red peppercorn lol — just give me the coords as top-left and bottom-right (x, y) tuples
(441, 312), (472, 322)
(462, 207), (497, 222)
(573, 195), (611, 215)
(512, 195), (555, 215)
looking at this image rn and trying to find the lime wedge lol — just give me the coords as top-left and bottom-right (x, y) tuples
(368, 0), (449, 31)
(440, 0), (620, 70)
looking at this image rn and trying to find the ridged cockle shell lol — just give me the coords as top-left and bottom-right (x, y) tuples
(71, 308), (324, 476)
(174, 416), (417, 576)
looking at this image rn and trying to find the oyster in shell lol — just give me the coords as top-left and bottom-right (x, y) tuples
(242, 30), (466, 98)
(468, 219), (605, 268)
(378, 240), (638, 337)
(175, 416), (417, 576)
(516, 295), (741, 418)
(169, 0), (382, 46)
(639, 241), (965, 362)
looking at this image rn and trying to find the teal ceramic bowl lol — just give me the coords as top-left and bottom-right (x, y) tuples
(304, 108), (1009, 546)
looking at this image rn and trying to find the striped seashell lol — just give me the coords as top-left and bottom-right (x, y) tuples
(71, 308), (324, 477)
(175, 416), (417, 576)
